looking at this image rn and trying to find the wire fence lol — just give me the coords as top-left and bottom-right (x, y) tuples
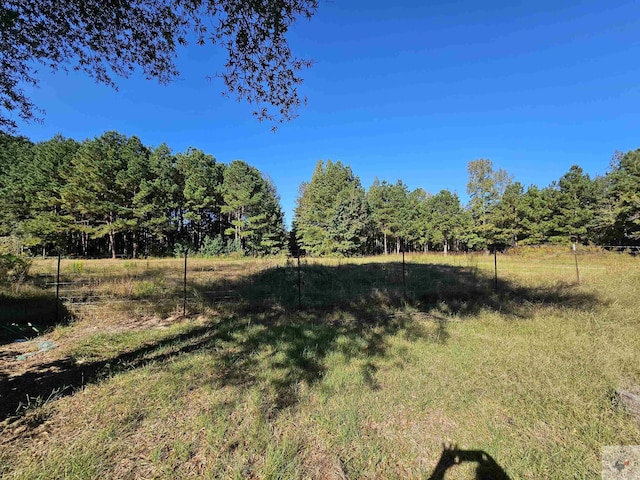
(1, 247), (636, 340)
(38, 249), (616, 311)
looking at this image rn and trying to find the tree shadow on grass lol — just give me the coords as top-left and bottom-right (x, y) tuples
(0, 305), (414, 423)
(0, 293), (74, 345)
(0, 321), (230, 422)
(201, 261), (601, 320)
(0, 262), (601, 424)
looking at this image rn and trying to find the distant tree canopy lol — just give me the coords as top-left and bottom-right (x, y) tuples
(0, 131), (286, 257)
(293, 151), (640, 256)
(0, 0), (317, 132)
(1, 131), (639, 258)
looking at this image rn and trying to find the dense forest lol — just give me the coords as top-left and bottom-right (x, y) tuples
(0, 131), (638, 258)
(0, 132), (286, 258)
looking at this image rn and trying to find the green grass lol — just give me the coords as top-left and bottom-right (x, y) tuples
(1, 250), (639, 478)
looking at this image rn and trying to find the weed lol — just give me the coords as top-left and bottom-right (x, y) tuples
(123, 260), (137, 271)
(68, 260), (84, 274)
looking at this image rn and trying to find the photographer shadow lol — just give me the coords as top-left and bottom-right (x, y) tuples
(428, 444), (511, 480)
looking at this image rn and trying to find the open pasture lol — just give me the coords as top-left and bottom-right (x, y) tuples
(1, 250), (639, 479)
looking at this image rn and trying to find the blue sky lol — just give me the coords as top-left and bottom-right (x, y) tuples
(14, 0), (640, 226)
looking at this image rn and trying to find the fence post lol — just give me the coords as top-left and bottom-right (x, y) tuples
(402, 248), (407, 298)
(297, 254), (302, 309)
(183, 249), (188, 316)
(55, 250), (61, 321)
(493, 247), (498, 292)
(573, 243), (580, 285)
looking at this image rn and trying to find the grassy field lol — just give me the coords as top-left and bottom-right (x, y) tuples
(1, 250), (639, 479)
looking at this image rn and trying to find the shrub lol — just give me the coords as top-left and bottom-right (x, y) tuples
(133, 278), (164, 298)
(0, 253), (32, 284)
(173, 241), (193, 258)
(69, 261), (84, 274)
(0, 235), (22, 255)
(200, 235), (225, 257)
(225, 238), (244, 256)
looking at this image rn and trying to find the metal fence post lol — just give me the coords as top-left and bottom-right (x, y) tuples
(573, 243), (580, 285)
(183, 249), (188, 316)
(297, 254), (302, 309)
(402, 248), (407, 298)
(493, 247), (498, 292)
(55, 250), (61, 321)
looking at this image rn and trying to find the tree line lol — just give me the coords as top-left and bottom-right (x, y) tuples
(293, 152), (640, 256)
(1, 130), (638, 258)
(0, 132), (286, 257)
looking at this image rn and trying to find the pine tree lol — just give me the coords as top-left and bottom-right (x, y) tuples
(547, 165), (597, 244)
(0, 133), (34, 237)
(221, 160), (264, 250)
(404, 188), (431, 252)
(493, 182), (524, 247)
(245, 177), (287, 256)
(466, 159), (512, 249)
(295, 160), (368, 256)
(177, 148), (224, 249)
(367, 179), (408, 254)
(135, 143), (182, 255)
(603, 149), (640, 244)
(428, 190), (464, 254)
(62, 132), (141, 258)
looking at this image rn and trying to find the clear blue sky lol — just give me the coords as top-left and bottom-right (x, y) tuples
(14, 0), (640, 227)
